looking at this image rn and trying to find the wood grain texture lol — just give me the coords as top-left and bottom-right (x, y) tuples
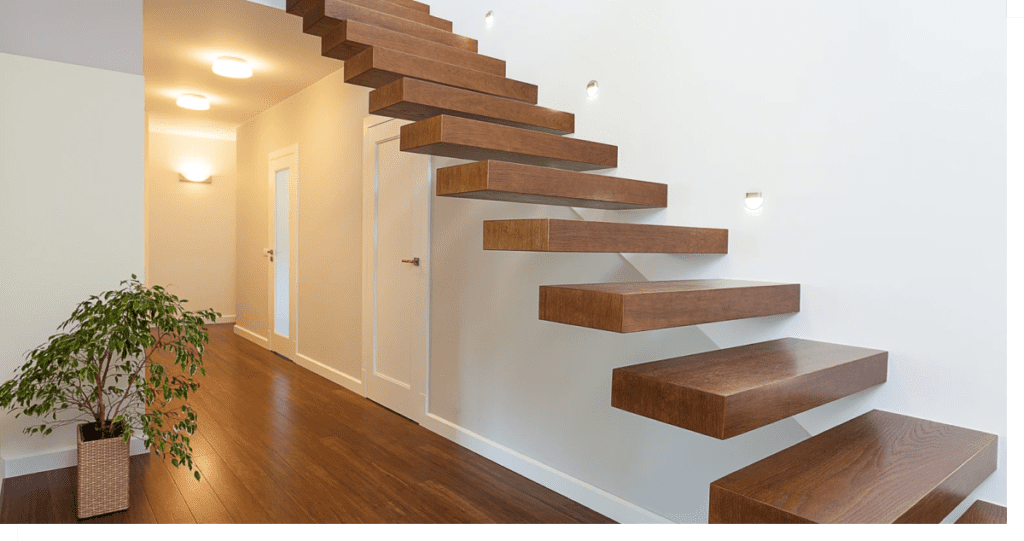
(347, 48), (537, 104)
(303, 0), (477, 52)
(954, 500), (1007, 524)
(539, 280), (800, 333)
(401, 116), (618, 171)
(289, 0), (448, 30)
(484, 219), (727, 253)
(709, 410), (998, 523)
(323, 22), (505, 76)
(1, 325), (613, 524)
(378, 0), (431, 14)
(611, 338), (888, 439)
(371, 79), (570, 133)
(437, 161), (667, 209)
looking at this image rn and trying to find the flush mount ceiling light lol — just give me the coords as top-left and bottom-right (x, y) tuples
(212, 56), (253, 79)
(587, 80), (600, 98)
(176, 93), (210, 111)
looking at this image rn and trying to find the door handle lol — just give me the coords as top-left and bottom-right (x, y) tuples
(401, 258), (421, 266)
(265, 249), (274, 262)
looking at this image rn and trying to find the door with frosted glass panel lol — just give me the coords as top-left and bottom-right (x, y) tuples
(268, 146), (298, 360)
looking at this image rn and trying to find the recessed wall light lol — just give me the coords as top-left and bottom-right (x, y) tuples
(745, 192), (764, 210)
(176, 93), (210, 111)
(485, 11), (494, 28)
(212, 56), (253, 79)
(587, 80), (600, 98)
(180, 164), (212, 183)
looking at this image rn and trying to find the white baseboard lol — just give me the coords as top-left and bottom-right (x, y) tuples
(294, 352), (363, 396)
(3, 438), (148, 479)
(233, 324), (269, 348)
(421, 413), (672, 524)
(215, 315), (237, 324)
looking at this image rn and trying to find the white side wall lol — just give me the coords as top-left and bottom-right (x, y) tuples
(0, 53), (145, 477)
(146, 130), (238, 321)
(423, 0), (1006, 523)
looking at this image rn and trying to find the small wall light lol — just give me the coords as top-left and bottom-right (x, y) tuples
(180, 164), (212, 183)
(586, 80), (600, 98)
(485, 11), (494, 28)
(212, 56), (253, 79)
(745, 192), (764, 210)
(176, 93), (210, 111)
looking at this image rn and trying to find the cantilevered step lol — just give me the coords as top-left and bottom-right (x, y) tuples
(288, 0), (451, 31)
(300, 0), (477, 52)
(347, 49), (537, 104)
(376, 0), (430, 14)
(401, 116), (617, 171)
(955, 501), (1007, 524)
(437, 161), (666, 209)
(539, 280), (799, 333)
(323, 22), (505, 76)
(709, 410), (998, 523)
(611, 338), (888, 439)
(371, 79), (571, 133)
(484, 219), (727, 253)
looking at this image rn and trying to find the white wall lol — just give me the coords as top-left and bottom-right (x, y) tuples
(146, 130), (237, 320)
(0, 52), (145, 477)
(424, 0), (1005, 523)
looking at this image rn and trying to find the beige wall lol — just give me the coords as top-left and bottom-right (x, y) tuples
(146, 130), (237, 319)
(236, 68), (367, 382)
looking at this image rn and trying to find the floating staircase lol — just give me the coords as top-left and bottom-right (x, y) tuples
(281, 0), (999, 523)
(954, 501), (1007, 524)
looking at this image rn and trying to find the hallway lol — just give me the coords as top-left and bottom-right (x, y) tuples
(0, 324), (614, 524)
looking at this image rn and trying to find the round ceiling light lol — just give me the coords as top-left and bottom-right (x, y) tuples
(176, 93), (210, 111)
(212, 56), (253, 79)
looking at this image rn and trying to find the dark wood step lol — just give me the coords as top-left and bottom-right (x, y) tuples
(401, 116), (617, 171)
(955, 501), (1007, 524)
(302, 0), (477, 52)
(323, 22), (505, 77)
(611, 338), (888, 439)
(484, 219), (727, 254)
(347, 48), (537, 104)
(371, 79), (570, 133)
(710, 410), (998, 523)
(539, 280), (799, 333)
(437, 161), (666, 209)
(289, 0), (450, 31)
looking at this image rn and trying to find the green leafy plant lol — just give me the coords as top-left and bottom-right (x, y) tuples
(0, 276), (219, 480)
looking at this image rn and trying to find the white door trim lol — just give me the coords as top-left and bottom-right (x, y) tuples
(267, 144), (299, 359)
(361, 117), (431, 422)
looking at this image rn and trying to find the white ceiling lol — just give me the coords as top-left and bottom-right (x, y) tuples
(144, 0), (343, 136)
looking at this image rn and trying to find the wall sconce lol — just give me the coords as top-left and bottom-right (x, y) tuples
(179, 173), (212, 184)
(587, 80), (600, 98)
(745, 192), (764, 210)
(180, 164), (212, 183)
(485, 11), (494, 28)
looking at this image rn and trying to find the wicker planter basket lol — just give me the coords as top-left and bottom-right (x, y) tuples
(76, 423), (129, 519)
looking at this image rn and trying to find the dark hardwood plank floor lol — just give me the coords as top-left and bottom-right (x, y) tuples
(1, 324), (614, 524)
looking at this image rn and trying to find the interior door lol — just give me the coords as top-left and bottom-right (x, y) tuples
(268, 145), (298, 360)
(363, 120), (429, 422)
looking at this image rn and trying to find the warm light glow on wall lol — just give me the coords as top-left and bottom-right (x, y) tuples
(212, 56), (253, 79)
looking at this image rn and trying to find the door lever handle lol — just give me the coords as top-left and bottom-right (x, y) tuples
(401, 258), (421, 266)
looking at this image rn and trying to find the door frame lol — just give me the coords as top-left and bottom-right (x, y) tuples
(361, 117), (431, 422)
(267, 144), (299, 360)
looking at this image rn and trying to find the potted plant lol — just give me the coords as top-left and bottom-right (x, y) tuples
(0, 276), (219, 519)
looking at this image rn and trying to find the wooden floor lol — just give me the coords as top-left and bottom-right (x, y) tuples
(0, 324), (614, 524)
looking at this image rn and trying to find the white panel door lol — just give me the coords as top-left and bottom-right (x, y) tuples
(363, 120), (429, 422)
(268, 145), (298, 360)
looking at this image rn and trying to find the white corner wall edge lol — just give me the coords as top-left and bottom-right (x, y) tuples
(4, 438), (148, 479)
(294, 353), (363, 396)
(421, 413), (672, 524)
(233, 324), (269, 348)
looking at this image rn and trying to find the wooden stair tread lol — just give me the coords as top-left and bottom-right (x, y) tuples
(955, 500), (1007, 524)
(289, 0), (451, 31)
(402, 116), (617, 171)
(301, 0), (477, 52)
(484, 219), (727, 253)
(371, 79), (571, 133)
(347, 48), (537, 104)
(710, 410), (998, 523)
(539, 280), (800, 333)
(378, 0), (431, 14)
(611, 338), (888, 439)
(437, 161), (666, 209)
(323, 22), (505, 76)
